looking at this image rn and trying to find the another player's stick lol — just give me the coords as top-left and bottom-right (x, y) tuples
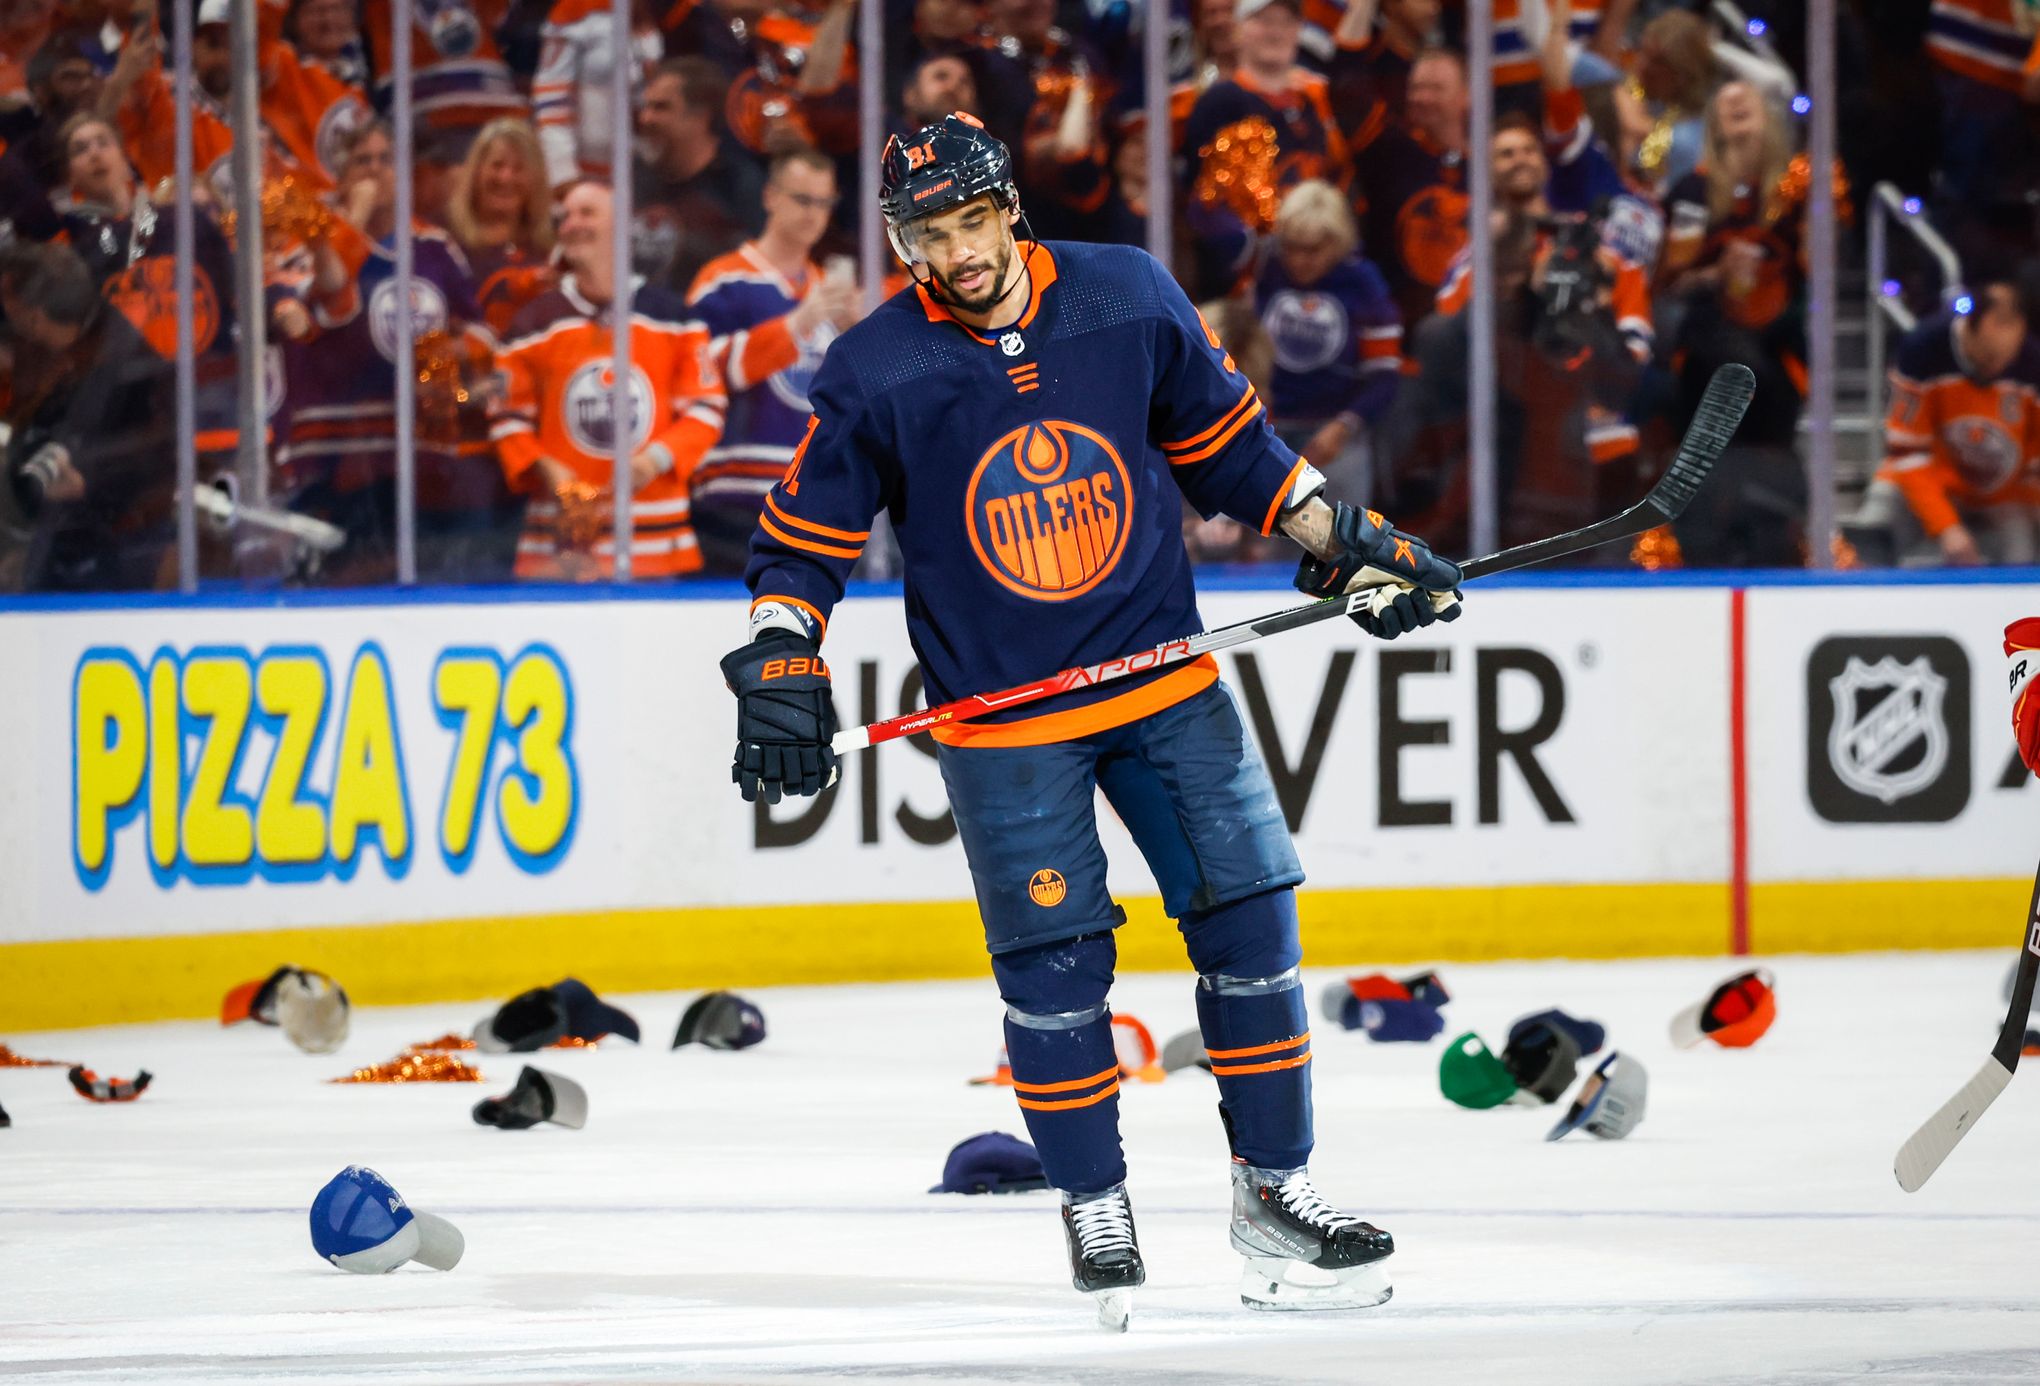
(1893, 860), (2040, 1191)
(832, 362), (1756, 755)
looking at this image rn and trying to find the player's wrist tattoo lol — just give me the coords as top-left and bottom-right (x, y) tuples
(1280, 496), (1341, 561)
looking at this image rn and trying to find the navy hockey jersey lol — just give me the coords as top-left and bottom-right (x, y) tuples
(744, 240), (1318, 748)
(1254, 252), (1401, 427)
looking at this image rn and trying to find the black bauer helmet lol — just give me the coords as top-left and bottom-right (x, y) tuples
(878, 112), (1019, 267)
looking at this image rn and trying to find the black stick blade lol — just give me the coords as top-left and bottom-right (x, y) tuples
(1647, 362), (1755, 521)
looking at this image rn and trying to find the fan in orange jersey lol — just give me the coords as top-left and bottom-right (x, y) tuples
(1856, 270), (2040, 566)
(491, 181), (727, 580)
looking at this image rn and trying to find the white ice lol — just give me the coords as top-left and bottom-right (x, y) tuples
(6, 952), (2040, 1385)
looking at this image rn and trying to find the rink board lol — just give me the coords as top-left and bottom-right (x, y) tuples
(0, 573), (2033, 1028)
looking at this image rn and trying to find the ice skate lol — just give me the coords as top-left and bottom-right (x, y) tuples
(1230, 1162), (1393, 1311)
(1061, 1184), (1144, 1331)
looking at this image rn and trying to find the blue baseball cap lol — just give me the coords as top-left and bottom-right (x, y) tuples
(1509, 1008), (1605, 1058)
(672, 991), (766, 1050)
(1352, 997), (1445, 1043)
(928, 1132), (1049, 1194)
(309, 1166), (463, 1273)
(551, 978), (640, 1043)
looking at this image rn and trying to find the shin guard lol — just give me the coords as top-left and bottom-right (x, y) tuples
(1185, 890), (1313, 1171)
(991, 932), (1127, 1195)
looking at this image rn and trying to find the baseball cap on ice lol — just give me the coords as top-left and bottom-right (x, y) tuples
(474, 986), (569, 1053)
(1161, 1028), (1211, 1073)
(928, 1132), (1049, 1194)
(1502, 1017), (1581, 1104)
(1440, 1032), (1522, 1109)
(1670, 969), (1776, 1049)
(472, 1065), (588, 1130)
(550, 978), (640, 1043)
(1508, 1008), (1605, 1059)
(223, 966), (351, 1054)
(671, 991), (766, 1050)
(309, 1166), (464, 1273)
(1547, 1051), (1648, 1142)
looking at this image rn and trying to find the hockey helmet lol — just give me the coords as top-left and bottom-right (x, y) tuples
(879, 112), (1018, 264)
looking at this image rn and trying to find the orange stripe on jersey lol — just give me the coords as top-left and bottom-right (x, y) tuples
(1208, 1052), (1313, 1077)
(1163, 383), (1257, 453)
(783, 416), (820, 495)
(764, 491), (871, 543)
(759, 509), (864, 560)
(1009, 1064), (1120, 1095)
(931, 656), (1219, 748)
(752, 593), (830, 640)
(1204, 1032), (1310, 1061)
(1260, 457), (1310, 537)
(1166, 396), (1264, 467)
(1016, 1079), (1121, 1111)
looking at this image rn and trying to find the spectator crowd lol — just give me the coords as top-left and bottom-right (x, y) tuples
(0, 0), (2034, 589)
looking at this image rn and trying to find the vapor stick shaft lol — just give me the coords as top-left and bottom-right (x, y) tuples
(832, 365), (1754, 754)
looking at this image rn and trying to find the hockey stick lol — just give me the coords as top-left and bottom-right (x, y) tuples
(832, 361), (1755, 755)
(1893, 859), (2040, 1191)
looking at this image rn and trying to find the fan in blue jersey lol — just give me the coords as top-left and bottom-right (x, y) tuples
(718, 112), (1462, 1330)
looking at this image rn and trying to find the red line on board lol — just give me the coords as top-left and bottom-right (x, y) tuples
(1729, 586), (1750, 956)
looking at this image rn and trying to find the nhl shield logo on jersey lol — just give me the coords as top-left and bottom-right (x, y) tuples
(964, 421), (1131, 601)
(563, 361), (656, 455)
(999, 331), (1025, 357)
(1825, 655), (1949, 805)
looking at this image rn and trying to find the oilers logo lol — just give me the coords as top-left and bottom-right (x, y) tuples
(1945, 416), (2020, 493)
(368, 277), (451, 363)
(965, 421), (1130, 601)
(1262, 290), (1347, 374)
(767, 319), (834, 413)
(562, 361), (655, 455)
(314, 97), (373, 181)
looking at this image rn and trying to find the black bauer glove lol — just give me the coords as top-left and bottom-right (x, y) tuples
(1294, 503), (1464, 640)
(720, 630), (840, 803)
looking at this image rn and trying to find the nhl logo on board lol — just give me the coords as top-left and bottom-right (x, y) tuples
(999, 331), (1025, 357)
(1825, 655), (1947, 805)
(1805, 636), (1970, 823)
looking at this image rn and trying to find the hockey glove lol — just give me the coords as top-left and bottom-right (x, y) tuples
(1294, 503), (1463, 641)
(720, 630), (840, 803)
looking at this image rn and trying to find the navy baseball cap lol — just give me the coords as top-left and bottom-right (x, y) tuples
(1508, 1008), (1605, 1058)
(551, 978), (640, 1043)
(672, 991), (767, 1050)
(309, 1166), (463, 1273)
(473, 986), (568, 1053)
(929, 1132), (1049, 1194)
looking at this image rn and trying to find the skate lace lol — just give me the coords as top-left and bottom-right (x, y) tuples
(1273, 1172), (1362, 1233)
(1070, 1193), (1136, 1254)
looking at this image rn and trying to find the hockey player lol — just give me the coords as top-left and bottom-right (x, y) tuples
(720, 113), (1462, 1327)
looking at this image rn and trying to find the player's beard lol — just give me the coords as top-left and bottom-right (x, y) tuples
(932, 237), (1018, 316)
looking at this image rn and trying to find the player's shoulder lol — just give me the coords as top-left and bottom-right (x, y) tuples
(805, 283), (968, 406)
(1040, 239), (1174, 325)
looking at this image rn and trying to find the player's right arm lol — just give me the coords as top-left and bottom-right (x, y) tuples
(724, 360), (893, 802)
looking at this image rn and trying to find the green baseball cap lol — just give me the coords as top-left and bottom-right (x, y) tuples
(1440, 1031), (1520, 1109)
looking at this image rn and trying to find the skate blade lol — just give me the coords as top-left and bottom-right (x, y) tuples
(1090, 1287), (1134, 1332)
(1238, 1255), (1392, 1312)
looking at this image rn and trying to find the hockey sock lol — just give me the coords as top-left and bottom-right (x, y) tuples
(1184, 888), (1313, 1171)
(990, 931), (1127, 1195)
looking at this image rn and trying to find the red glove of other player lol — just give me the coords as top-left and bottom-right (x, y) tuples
(2006, 618), (2040, 775)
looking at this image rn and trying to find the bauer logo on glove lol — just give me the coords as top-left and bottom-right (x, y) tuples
(1295, 502), (1463, 640)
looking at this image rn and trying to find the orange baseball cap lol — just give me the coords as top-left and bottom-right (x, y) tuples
(1670, 969), (1776, 1049)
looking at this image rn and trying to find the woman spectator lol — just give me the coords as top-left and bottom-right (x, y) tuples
(445, 116), (556, 340)
(1660, 80), (1842, 565)
(1254, 179), (1400, 503)
(1612, 7), (1713, 198)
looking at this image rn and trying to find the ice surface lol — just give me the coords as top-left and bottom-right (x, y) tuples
(6, 952), (2040, 1385)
